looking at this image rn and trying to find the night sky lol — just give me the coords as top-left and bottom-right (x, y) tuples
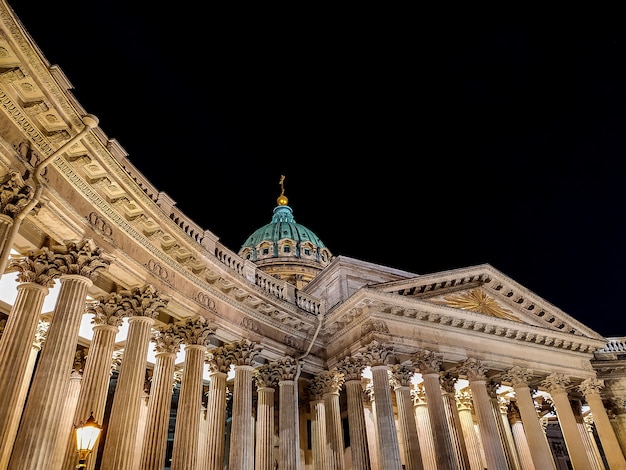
(8, 4), (626, 337)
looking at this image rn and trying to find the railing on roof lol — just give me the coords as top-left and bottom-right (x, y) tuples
(597, 337), (626, 354)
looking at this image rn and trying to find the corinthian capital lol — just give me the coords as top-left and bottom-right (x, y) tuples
(390, 363), (416, 388)
(0, 170), (33, 217)
(225, 338), (260, 366)
(119, 284), (168, 318)
(360, 340), (394, 367)
(152, 324), (182, 355)
(88, 292), (126, 328)
(336, 356), (366, 381)
(51, 238), (111, 280)
(7, 247), (62, 287)
(177, 318), (215, 346)
(579, 378), (604, 397)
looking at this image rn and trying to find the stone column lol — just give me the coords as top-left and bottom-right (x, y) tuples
(363, 383), (380, 470)
(413, 350), (458, 470)
(0, 171), (32, 271)
(254, 364), (279, 470)
(503, 366), (555, 469)
(60, 292), (126, 470)
(490, 390), (519, 470)
(440, 372), (471, 470)
(316, 370), (346, 470)
(458, 358), (509, 470)
(541, 372), (594, 469)
(100, 285), (168, 470)
(0, 252), (54, 470)
(203, 347), (232, 470)
(456, 389), (485, 470)
(51, 369), (83, 469)
(170, 319), (215, 470)
(10, 239), (110, 470)
(411, 384), (437, 470)
(605, 398), (626, 456)
(508, 402), (535, 470)
(275, 356), (300, 470)
(226, 339), (259, 470)
(140, 323), (182, 470)
(308, 380), (328, 470)
(361, 340), (402, 470)
(391, 363), (424, 470)
(579, 378), (626, 469)
(337, 356), (371, 470)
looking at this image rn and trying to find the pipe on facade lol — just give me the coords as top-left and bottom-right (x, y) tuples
(0, 114), (99, 275)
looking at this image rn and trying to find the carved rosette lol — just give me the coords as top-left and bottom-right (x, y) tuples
(118, 284), (168, 318)
(390, 363), (416, 388)
(314, 370), (345, 395)
(177, 318), (215, 346)
(336, 356), (366, 382)
(152, 324), (183, 355)
(225, 338), (260, 366)
(254, 364), (279, 389)
(541, 372), (571, 393)
(503, 365), (532, 388)
(360, 339), (394, 367)
(88, 292), (126, 328)
(412, 350), (443, 375)
(205, 347), (232, 374)
(578, 378), (604, 397)
(458, 357), (487, 382)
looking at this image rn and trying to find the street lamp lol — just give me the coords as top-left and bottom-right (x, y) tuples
(75, 412), (102, 469)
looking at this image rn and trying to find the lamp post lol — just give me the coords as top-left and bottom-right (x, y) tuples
(75, 412), (102, 469)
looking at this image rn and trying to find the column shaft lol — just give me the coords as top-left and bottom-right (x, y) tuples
(510, 417), (535, 470)
(310, 399), (327, 470)
(345, 380), (371, 470)
(513, 384), (555, 469)
(324, 390), (345, 470)
(370, 365), (402, 470)
(100, 316), (154, 470)
(395, 385), (423, 470)
(586, 393), (626, 469)
(140, 352), (177, 470)
(204, 371), (228, 470)
(549, 389), (593, 469)
(279, 380), (299, 470)
(414, 399), (437, 470)
(51, 371), (82, 469)
(457, 398), (485, 470)
(171, 345), (206, 469)
(256, 387), (275, 470)
(228, 364), (254, 470)
(9, 275), (92, 470)
(0, 282), (48, 470)
(421, 373), (458, 470)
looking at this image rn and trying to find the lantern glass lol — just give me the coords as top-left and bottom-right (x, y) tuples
(75, 413), (101, 453)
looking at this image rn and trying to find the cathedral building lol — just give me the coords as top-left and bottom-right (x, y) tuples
(1, 2), (626, 469)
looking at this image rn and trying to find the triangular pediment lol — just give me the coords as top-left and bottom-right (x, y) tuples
(368, 263), (604, 340)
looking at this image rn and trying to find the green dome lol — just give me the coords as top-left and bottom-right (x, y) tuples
(240, 204), (327, 259)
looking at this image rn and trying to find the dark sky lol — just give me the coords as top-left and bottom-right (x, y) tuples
(9, 4), (626, 337)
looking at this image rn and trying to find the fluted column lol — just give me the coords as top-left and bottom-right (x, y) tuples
(100, 285), (168, 470)
(315, 370), (345, 470)
(140, 324), (182, 470)
(411, 384), (437, 470)
(491, 390), (520, 470)
(413, 350), (458, 470)
(10, 239), (110, 470)
(580, 378), (626, 469)
(50, 370), (83, 469)
(363, 383), (380, 470)
(308, 381), (328, 470)
(203, 347), (232, 470)
(457, 358), (509, 470)
(361, 340), (402, 470)
(170, 319), (215, 470)
(226, 339), (259, 470)
(275, 356), (300, 470)
(0, 255), (54, 470)
(60, 292), (126, 470)
(390, 363), (424, 470)
(606, 398), (626, 456)
(254, 364), (279, 470)
(440, 372), (471, 470)
(337, 356), (371, 470)
(542, 372), (594, 469)
(508, 402), (535, 470)
(503, 366), (555, 469)
(456, 389), (485, 470)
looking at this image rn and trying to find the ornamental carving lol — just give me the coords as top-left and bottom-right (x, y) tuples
(224, 338), (259, 366)
(253, 364), (279, 389)
(336, 356), (366, 382)
(117, 284), (168, 318)
(437, 288), (520, 321)
(579, 378), (604, 397)
(390, 363), (416, 388)
(49, 238), (111, 280)
(361, 319), (389, 336)
(177, 318), (215, 346)
(88, 292), (125, 328)
(541, 372), (571, 393)
(0, 170), (32, 217)
(412, 350), (442, 375)
(272, 356), (299, 381)
(360, 340), (394, 367)
(503, 366), (532, 388)
(205, 347), (232, 374)
(88, 212), (113, 238)
(314, 370), (345, 395)
(439, 371), (458, 394)
(458, 358), (487, 382)
(152, 324), (182, 355)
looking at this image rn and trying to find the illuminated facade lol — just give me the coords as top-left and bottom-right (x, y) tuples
(1, 2), (626, 469)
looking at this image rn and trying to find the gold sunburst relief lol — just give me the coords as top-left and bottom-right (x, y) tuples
(436, 289), (521, 322)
